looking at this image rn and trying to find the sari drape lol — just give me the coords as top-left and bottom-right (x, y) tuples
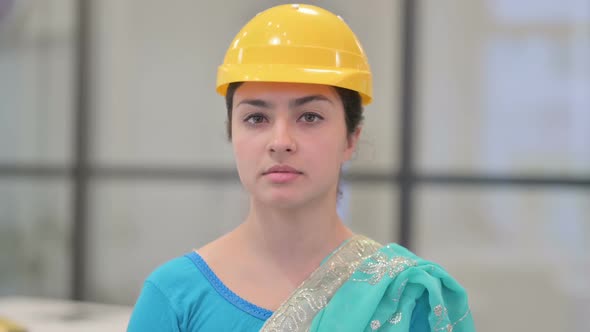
(260, 235), (475, 332)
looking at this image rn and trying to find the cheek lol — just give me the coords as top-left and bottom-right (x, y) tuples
(232, 138), (250, 164)
(305, 135), (348, 167)
(232, 134), (263, 170)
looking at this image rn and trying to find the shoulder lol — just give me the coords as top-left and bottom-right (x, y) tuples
(145, 252), (210, 298)
(129, 254), (202, 331)
(129, 253), (217, 330)
(370, 242), (445, 270)
(377, 242), (420, 259)
(147, 254), (198, 283)
(133, 252), (217, 318)
(130, 251), (270, 331)
(363, 242), (466, 285)
(352, 241), (475, 330)
(352, 239), (470, 301)
(351, 236), (428, 268)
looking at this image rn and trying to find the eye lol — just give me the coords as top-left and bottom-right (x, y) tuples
(299, 112), (324, 123)
(244, 113), (267, 125)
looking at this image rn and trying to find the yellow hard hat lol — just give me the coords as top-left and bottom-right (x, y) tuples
(216, 4), (372, 105)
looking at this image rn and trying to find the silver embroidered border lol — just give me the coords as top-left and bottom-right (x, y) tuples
(259, 235), (382, 332)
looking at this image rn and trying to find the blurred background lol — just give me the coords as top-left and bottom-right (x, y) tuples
(0, 0), (589, 331)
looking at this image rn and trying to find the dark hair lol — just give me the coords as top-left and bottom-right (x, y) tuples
(224, 82), (364, 140)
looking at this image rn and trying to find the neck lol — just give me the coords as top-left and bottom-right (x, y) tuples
(237, 195), (353, 269)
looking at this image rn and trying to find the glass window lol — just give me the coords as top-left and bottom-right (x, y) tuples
(416, 0), (590, 175)
(86, 180), (248, 304)
(0, 179), (72, 298)
(415, 186), (590, 331)
(341, 182), (398, 245)
(0, 0), (75, 165)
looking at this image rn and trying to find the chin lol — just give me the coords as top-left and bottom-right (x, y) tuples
(260, 194), (308, 210)
(246, 186), (306, 208)
(257, 187), (335, 210)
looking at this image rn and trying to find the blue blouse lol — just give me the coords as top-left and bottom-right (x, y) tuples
(128, 252), (271, 331)
(128, 252), (429, 331)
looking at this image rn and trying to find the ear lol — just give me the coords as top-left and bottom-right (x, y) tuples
(343, 126), (362, 162)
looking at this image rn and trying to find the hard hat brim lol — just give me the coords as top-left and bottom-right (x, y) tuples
(216, 64), (372, 105)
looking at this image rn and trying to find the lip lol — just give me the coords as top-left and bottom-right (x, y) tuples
(262, 165), (303, 175)
(262, 165), (303, 183)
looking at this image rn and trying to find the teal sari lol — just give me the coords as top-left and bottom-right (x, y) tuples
(260, 235), (475, 331)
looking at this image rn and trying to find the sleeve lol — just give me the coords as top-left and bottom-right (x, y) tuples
(127, 281), (181, 332)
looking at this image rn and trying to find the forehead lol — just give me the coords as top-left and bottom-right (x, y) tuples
(234, 82), (341, 104)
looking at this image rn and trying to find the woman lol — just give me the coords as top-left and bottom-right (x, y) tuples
(128, 4), (475, 331)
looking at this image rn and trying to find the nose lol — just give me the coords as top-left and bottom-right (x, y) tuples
(268, 121), (297, 154)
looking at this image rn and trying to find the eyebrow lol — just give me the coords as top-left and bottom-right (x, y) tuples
(289, 95), (334, 108)
(236, 99), (272, 109)
(235, 94), (334, 109)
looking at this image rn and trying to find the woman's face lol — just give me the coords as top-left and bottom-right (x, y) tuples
(231, 82), (360, 209)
